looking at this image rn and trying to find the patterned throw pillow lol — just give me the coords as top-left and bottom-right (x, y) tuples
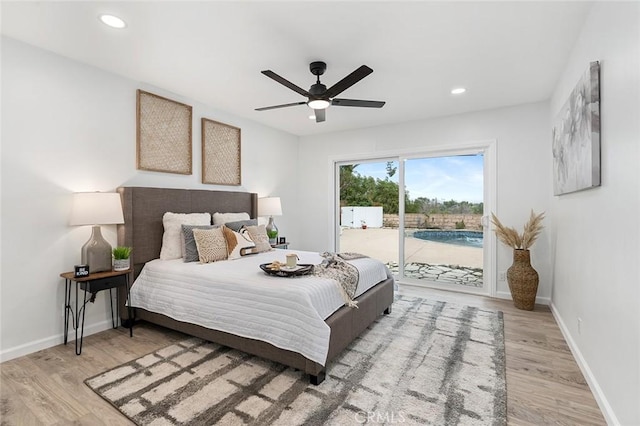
(192, 227), (228, 263)
(182, 225), (219, 262)
(222, 226), (256, 260)
(245, 225), (273, 253)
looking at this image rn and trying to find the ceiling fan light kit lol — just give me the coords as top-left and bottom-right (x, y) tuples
(256, 61), (385, 123)
(308, 99), (330, 110)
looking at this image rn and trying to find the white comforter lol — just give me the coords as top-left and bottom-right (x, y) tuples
(129, 250), (390, 365)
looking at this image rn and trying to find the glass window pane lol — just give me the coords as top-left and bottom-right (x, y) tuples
(403, 154), (484, 289)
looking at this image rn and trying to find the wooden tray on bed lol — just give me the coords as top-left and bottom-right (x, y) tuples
(260, 263), (314, 277)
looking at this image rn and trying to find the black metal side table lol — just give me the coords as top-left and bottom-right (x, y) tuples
(60, 269), (133, 355)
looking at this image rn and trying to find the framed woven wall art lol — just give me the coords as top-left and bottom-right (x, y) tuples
(136, 90), (193, 174)
(552, 61), (601, 195)
(201, 118), (241, 186)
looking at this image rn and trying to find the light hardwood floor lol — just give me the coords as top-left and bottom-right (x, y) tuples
(0, 285), (605, 425)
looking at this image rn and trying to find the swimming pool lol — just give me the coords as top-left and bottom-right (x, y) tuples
(413, 230), (483, 248)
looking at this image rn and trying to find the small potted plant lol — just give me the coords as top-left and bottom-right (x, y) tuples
(112, 246), (132, 271)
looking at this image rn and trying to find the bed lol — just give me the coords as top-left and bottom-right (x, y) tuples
(116, 186), (394, 384)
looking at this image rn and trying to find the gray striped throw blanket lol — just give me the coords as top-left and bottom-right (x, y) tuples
(313, 252), (367, 308)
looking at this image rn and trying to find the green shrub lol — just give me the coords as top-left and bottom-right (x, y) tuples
(455, 221), (466, 229)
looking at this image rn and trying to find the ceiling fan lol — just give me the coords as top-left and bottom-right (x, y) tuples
(256, 61), (385, 123)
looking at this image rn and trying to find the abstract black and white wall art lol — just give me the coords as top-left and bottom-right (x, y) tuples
(552, 61), (601, 195)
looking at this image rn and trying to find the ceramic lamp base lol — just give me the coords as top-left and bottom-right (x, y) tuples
(266, 216), (278, 245)
(81, 225), (113, 273)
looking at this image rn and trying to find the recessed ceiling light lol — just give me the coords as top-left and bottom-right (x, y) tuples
(451, 87), (466, 95)
(99, 14), (126, 29)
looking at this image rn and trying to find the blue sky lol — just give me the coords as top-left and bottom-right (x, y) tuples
(353, 155), (484, 203)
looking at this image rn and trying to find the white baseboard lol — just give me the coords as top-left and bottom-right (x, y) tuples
(495, 290), (550, 305)
(549, 302), (619, 425)
(0, 319), (114, 363)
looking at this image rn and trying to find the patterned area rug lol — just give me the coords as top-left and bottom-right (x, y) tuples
(86, 296), (506, 425)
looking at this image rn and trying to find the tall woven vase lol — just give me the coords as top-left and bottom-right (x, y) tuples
(507, 249), (539, 311)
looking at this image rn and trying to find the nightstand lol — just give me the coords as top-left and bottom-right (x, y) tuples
(271, 242), (290, 249)
(60, 269), (133, 355)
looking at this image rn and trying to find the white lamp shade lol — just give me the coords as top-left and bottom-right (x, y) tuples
(69, 192), (124, 226)
(258, 197), (282, 217)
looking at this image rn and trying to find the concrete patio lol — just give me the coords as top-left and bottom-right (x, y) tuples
(339, 228), (484, 287)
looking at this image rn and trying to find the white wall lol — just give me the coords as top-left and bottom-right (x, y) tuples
(297, 101), (552, 300)
(0, 37), (299, 361)
(549, 3), (640, 425)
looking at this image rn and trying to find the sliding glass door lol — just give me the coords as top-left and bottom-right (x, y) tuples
(335, 145), (494, 295)
(402, 154), (484, 290)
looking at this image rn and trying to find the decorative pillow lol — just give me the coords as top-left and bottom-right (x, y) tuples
(160, 212), (211, 260)
(245, 224), (273, 253)
(224, 219), (257, 232)
(192, 227), (228, 263)
(212, 212), (250, 226)
(222, 226), (257, 260)
(182, 225), (219, 263)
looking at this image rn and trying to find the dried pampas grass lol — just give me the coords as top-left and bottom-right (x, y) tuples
(491, 210), (545, 250)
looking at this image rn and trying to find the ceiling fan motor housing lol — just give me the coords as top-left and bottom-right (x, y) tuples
(309, 83), (327, 97)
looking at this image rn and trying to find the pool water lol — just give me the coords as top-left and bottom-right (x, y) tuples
(413, 230), (483, 248)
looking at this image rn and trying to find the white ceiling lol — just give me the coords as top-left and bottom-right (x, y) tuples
(1, 1), (592, 136)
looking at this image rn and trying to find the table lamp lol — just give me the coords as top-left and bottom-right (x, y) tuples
(258, 197), (282, 244)
(70, 192), (124, 273)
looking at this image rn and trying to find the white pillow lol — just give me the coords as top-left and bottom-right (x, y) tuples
(212, 212), (250, 226)
(160, 212), (211, 260)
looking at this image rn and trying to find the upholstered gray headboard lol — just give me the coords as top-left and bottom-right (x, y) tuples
(117, 186), (258, 279)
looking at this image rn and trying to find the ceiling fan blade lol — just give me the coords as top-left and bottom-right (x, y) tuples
(323, 65), (373, 99)
(255, 101), (306, 111)
(331, 98), (385, 108)
(261, 70), (311, 97)
(315, 108), (326, 123)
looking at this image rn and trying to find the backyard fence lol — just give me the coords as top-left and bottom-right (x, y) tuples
(383, 213), (482, 230)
